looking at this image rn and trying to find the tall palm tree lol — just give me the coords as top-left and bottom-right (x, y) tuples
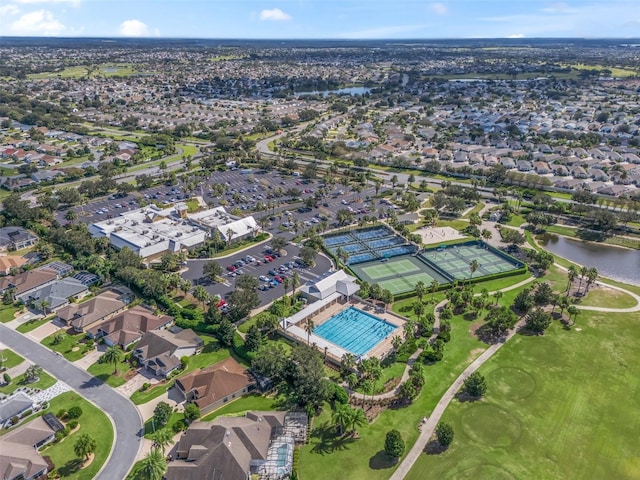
(567, 305), (581, 325)
(348, 407), (368, 435)
(585, 267), (598, 293)
(429, 279), (439, 302)
(332, 404), (351, 436)
(493, 290), (504, 306)
(566, 265), (579, 295)
(414, 281), (426, 303)
(291, 272), (300, 297)
(138, 448), (167, 480)
(577, 265), (589, 294)
(469, 259), (480, 279)
(304, 317), (315, 345)
(151, 428), (174, 454)
(103, 345), (123, 375)
(24, 364), (43, 383)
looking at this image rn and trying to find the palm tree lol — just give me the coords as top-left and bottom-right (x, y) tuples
(282, 277), (290, 304)
(192, 285), (210, 310)
(391, 335), (403, 353)
(557, 295), (570, 318)
(566, 265), (579, 295)
(348, 406), (368, 435)
(138, 448), (167, 480)
(291, 272), (300, 297)
(332, 404), (352, 436)
(64, 209), (78, 223)
(567, 305), (581, 325)
(304, 317), (315, 345)
(179, 279), (192, 297)
(225, 228), (236, 246)
(493, 290), (503, 306)
(429, 279), (439, 302)
(577, 265), (589, 294)
(102, 345), (123, 375)
(151, 428), (174, 454)
(469, 259), (480, 279)
(24, 364), (43, 383)
(74, 433), (97, 462)
(585, 267), (598, 293)
(481, 229), (492, 245)
(414, 281), (426, 303)
(211, 229), (223, 254)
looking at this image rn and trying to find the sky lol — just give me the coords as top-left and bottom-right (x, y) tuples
(1, 0), (639, 39)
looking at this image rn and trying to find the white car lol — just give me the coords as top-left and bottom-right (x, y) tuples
(259, 275), (270, 282)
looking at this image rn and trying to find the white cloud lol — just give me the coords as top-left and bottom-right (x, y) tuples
(508, 34), (525, 38)
(259, 8), (291, 21)
(429, 3), (448, 16)
(119, 19), (149, 37)
(0, 4), (20, 16)
(10, 9), (66, 35)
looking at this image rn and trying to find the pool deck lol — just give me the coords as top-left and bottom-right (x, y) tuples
(283, 298), (406, 361)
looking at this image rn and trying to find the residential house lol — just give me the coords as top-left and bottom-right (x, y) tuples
(570, 166), (589, 179)
(588, 168), (610, 182)
(87, 305), (173, 349)
(58, 289), (128, 332)
(167, 411), (307, 480)
(499, 157), (516, 169)
(0, 255), (27, 276)
(17, 277), (89, 312)
(0, 227), (38, 251)
(0, 269), (57, 300)
(0, 392), (33, 425)
(30, 170), (64, 183)
(175, 357), (255, 414)
(552, 165), (570, 176)
(0, 415), (61, 480)
(516, 160), (533, 172)
(133, 328), (203, 378)
(533, 161), (551, 174)
(597, 184), (632, 197)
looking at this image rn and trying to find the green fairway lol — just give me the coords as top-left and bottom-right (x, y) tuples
(406, 307), (640, 480)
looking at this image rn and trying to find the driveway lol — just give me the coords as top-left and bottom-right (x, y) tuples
(0, 324), (143, 480)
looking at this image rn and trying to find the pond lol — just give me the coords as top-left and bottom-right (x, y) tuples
(538, 233), (640, 285)
(296, 86), (372, 97)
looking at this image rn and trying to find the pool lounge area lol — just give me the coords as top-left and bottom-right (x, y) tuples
(282, 295), (405, 362)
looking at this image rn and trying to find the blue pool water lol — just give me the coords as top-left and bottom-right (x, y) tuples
(314, 307), (397, 356)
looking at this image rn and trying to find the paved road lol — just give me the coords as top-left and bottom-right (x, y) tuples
(0, 325), (143, 480)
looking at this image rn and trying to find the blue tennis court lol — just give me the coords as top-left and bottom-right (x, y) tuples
(314, 307), (397, 356)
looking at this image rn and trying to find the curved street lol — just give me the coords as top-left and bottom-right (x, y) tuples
(0, 324), (143, 480)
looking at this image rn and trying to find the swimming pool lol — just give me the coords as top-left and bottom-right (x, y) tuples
(314, 307), (397, 356)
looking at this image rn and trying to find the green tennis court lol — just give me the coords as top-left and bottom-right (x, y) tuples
(351, 256), (450, 295)
(419, 244), (521, 280)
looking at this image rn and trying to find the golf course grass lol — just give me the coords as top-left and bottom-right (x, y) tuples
(405, 305), (640, 480)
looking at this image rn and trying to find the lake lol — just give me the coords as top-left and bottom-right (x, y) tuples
(538, 234), (640, 285)
(296, 86), (372, 97)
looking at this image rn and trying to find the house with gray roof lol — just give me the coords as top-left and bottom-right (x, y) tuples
(133, 328), (203, 378)
(58, 289), (128, 332)
(0, 392), (33, 425)
(0, 415), (57, 480)
(17, 277), (89, 312)
(0, 228), (38, 251)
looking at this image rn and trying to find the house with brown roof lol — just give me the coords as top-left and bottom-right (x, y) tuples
(0, 415), (59, 480)
(0, 269), (57, 300)
(58, 289), (128, 332)
(167, 411), (307, 480)
(0, 256), (27, 276)
(176, 357), (255, 414)
(133, 328), (203, 378)
(87, 305), (173, 349)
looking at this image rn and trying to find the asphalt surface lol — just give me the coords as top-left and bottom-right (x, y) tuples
(182, 243), (334, 305)
(0, 325), (143, 480)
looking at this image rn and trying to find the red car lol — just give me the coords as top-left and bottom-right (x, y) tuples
(264, 255), (274, 262)
(226, 265), (237, 272)
(274, 276), (284, 283)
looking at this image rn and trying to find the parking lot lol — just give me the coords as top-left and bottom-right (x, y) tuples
(58, 167), (378, 231)
(182, 242), (333, 307)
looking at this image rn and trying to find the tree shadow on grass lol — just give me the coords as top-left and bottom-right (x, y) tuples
(58, 458), (83, 477)
(309, 421), (357, 455)
(202, 341), (221, 354)
(369, 450), (397, 469)
(424, 440), (448, 455)
(454, 391), (482, 403)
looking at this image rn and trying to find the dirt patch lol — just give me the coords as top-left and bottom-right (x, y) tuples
(71, 347), (80, 352)
(466, 348), (485, 363)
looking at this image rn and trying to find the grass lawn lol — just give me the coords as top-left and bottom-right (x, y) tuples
(16, 316), (54, 333)
(40, 391), (113, 480)
(144, 411), (185, 437)
(544, 225), (640, 250)
(0, 304), (22, 323)
(580, 285), (638, 309)
(506, 214), (526, 227)
(41, 331), (93, 362)
(201, 393), (282, 421)
(354, 362), (406, 395)
(299, 308), (489, 480)
(0, 348), (24, 370)
(462, 202), (485, 219)
(0, 370), (56, 395)
(436, 219), (469, 231)
(87, 356), (134, 388)
(405, 305), (640, 480)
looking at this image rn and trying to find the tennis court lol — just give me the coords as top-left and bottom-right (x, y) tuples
(350, 255), (450, 295)
(419, 243), (522, 280)
(323, 226), (416, 265)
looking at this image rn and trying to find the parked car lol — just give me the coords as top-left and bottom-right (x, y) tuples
(258, 284), (269, 291)
(226, 265), (237, 272)
(268, 269), (277, 276)
(259, 275), (270, 282)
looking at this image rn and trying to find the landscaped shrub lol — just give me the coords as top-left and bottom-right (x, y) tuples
(11, 416), (19, 425)
(22, 409), (32, 417)
(3, 373), (10, 384)
(172, 419), (187, 433)
(67, 420), (79, 430)
(57, 409), (67, 419)
(140, 382), (150, 392)
(67, 406), (83, 419)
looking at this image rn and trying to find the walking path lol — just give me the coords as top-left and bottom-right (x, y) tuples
(389, 320), (524, 480)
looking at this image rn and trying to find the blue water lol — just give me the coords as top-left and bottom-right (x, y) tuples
(314, 307), (397, 356)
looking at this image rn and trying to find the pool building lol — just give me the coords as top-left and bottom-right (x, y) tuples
(283, 273), (406, 362)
